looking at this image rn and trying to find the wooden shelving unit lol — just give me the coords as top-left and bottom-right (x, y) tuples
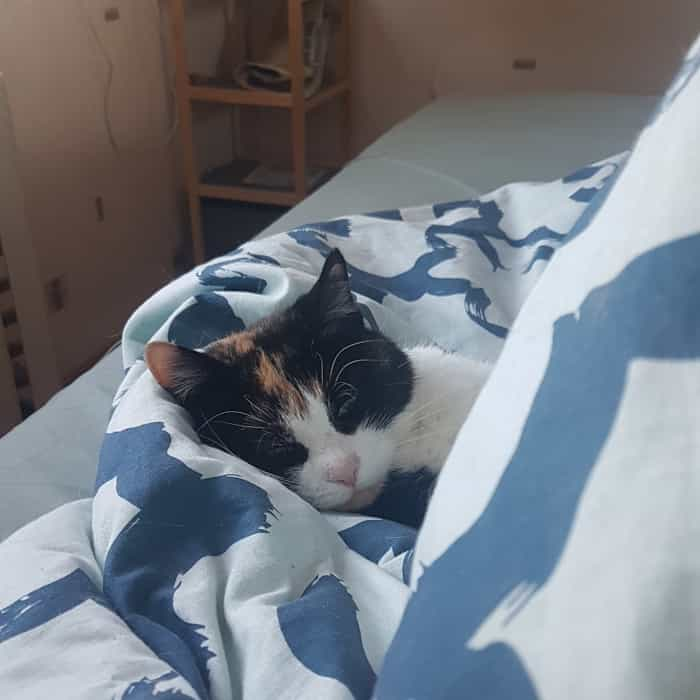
(168, 0), (352, 263)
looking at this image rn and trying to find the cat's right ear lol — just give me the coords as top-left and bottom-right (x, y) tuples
(145, 342), (222, 404)
(307, 249), (363, 329)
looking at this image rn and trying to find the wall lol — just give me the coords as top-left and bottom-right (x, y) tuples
(0, 0), (182, 381)
(351, 0), (700, 153)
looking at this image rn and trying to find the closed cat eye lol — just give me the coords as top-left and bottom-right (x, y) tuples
(257, 432), (308, 466)
(333, 395), (356, 418)
(329, 384), (358, 419)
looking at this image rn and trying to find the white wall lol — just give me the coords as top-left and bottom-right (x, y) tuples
(350, 0), (700, 152)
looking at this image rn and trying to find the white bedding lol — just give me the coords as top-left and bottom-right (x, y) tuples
(0, 93), (656, 542)
(0, 148), (620, 699)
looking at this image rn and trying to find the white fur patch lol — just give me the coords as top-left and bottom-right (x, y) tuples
(285, 390), (395, 510)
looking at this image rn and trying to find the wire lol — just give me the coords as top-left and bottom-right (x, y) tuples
(77, 0), (119, 152)
(154, 0), (180, 147)
(77, 0), (179, 154)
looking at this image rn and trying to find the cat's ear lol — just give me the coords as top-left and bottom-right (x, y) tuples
(308, 249), (362, 327)
(145, 342), (223, 404)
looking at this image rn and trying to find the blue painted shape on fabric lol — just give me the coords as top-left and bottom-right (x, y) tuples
(366, 208), (403, 222)
(426, 221), (507, 272)
(464, 289), (508, 339)
(278, 574), (376, 699)
(570, 186), (599, 203)
(401, 549), (414, 585)
(523, 246), (555, 274)
(197, 261), (268, 294)
(360, 469), (436, 529)
(563, 167), (622, 247)
(465, 310), (508, 339)
(339, 519), (416, 565)
(291, 218), (353, 239)
(432, 199), (478, 219)
(167, 293), (245, 350)
(122, 671), (196, 700)
(96, 422), (276, 699)
(375, 232), (700, 699)
(562, 164), (604, 183)
(446, 274), (508, 339)
(217, 251), (280, 267)
(0, 569), (110, 644)
(432, 201), (567, 250)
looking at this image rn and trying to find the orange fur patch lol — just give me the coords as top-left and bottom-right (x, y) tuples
(256, 352), (305, 415)
(208, 331), (256, 360)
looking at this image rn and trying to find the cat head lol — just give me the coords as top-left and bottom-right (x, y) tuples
(146, 249), (413, 510)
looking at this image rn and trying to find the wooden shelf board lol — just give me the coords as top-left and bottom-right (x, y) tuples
(189, 84), (292, 108)
(199, 157), (339, 207)
(199, 184), (300, 207)
(188, 80), (350, 111)
(305, 80), (351, 112)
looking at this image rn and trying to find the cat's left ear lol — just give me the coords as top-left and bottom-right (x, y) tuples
(308, 249), (362, 327)
(145, 341), (224, 404)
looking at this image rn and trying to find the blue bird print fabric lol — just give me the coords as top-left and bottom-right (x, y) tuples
(1, 34), (700, 700)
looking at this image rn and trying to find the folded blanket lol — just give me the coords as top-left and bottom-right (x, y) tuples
(2, 35), (698, 700)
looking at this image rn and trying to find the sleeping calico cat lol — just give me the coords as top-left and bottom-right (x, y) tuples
(146, 249), (491, 511)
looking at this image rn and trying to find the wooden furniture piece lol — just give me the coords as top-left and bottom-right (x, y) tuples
(168, 0), (352, 263)
(0, 74), (61, 434)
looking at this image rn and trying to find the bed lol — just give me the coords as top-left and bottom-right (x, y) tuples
(4, 38), (700, 695)
(0, 91), (656, 541)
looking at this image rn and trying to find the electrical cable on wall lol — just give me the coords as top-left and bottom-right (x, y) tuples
(77, 0), (179, 153)
(77, 0), (119, 152)
(154, 0), (180, 147)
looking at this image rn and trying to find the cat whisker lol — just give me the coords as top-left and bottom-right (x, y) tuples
(396, 430), (454, 448)
(201, 423), (236, 457)
(328, 339), (386, 386)
(244, 396), (276, 421)
(267, 472), (297, 489)
(334, 358), (383, 384)
(316, 352), (325, 385)
(198, 409), (265, 431)
(256, 429), (275, 454)
(212, 420), (269, 431)
(402, 385), (468, 420)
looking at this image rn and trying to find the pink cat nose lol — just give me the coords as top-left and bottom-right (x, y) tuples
(326, 454), (360, 487)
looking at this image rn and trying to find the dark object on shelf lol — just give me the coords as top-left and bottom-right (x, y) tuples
(201, 198), (288, 260)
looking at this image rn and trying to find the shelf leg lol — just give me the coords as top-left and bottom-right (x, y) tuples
(341, 0), (353, 162)
(169, 0), (205, 264)
(288, 0), (307, 201)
